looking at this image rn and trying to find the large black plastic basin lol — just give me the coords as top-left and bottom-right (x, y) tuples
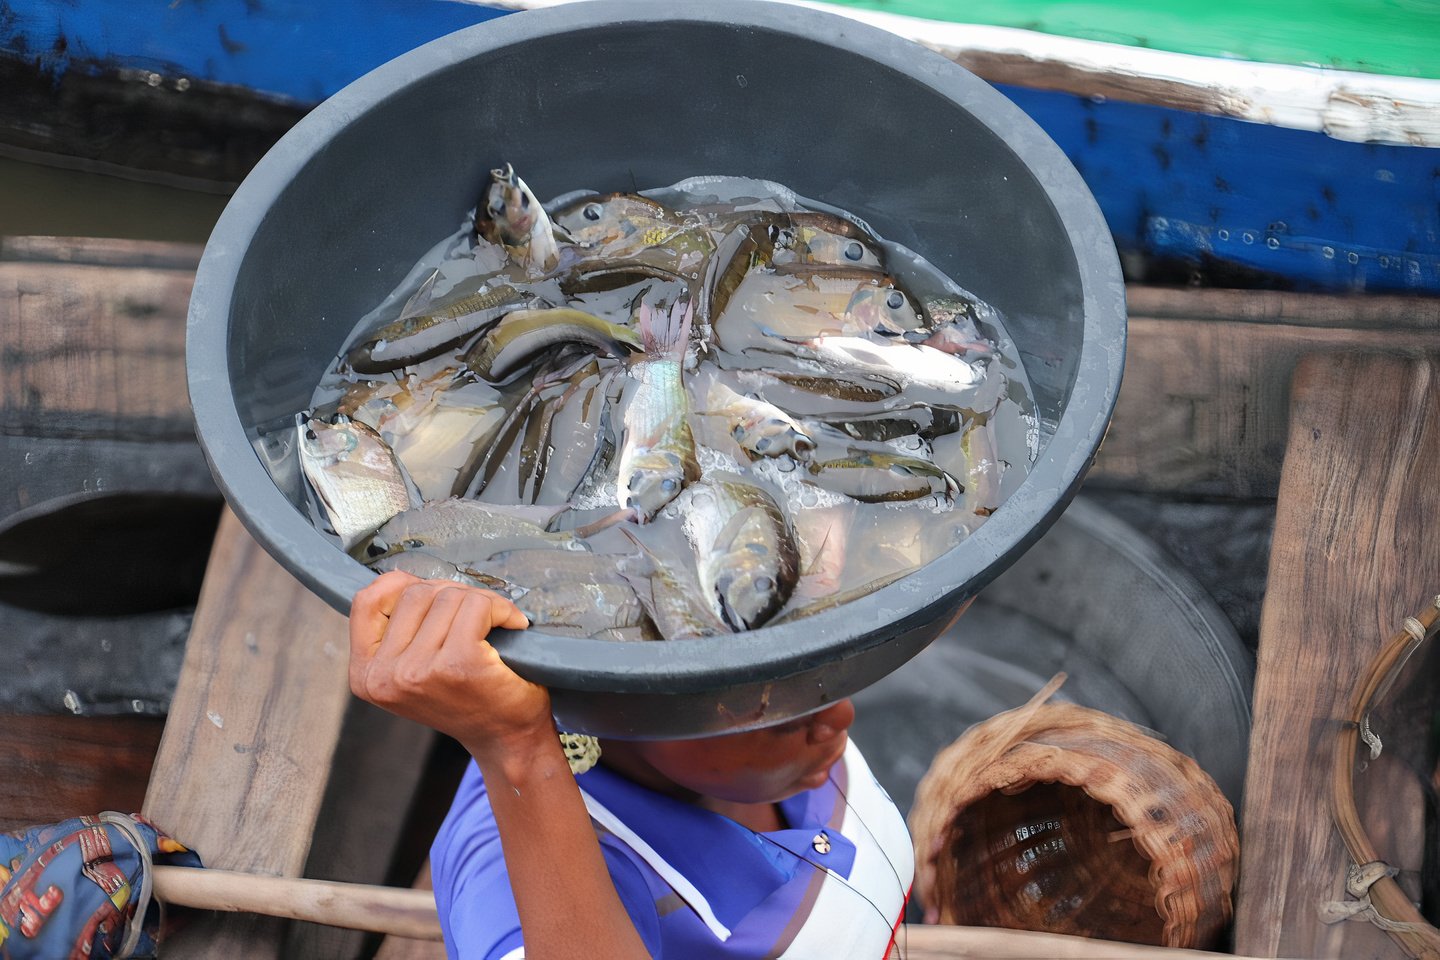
(186, 0), (1126, 738)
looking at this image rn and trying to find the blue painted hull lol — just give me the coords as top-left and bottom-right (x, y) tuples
(1002, 85), (1439, 294)
(2, 0), (1436, 294)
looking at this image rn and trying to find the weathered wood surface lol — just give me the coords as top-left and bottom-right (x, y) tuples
(0, 715), (164, 831)
(286, 701), (437, 959)
(376, 862), (443, 960)
(142, 508), (351, 960)
(1233, 352), (1440, 958)
(0, 234), (213, 521)
(164, 859), (1289, 960)
(1091, 288), (1440, 498)
(0, 236), (199, 435)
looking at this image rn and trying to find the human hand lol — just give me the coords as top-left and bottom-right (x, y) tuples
(348, 571), (552, 761)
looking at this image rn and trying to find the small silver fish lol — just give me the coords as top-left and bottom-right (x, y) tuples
(298, 417), (416, 551)
(806, 450), (960, 504)
(345, 276), (535, 374)
(615, 299), (700, 519)
(466, 306), (643, 382)
(618, 529), (729, 640)
(702, 380), (815, 460)
(679, 474), (799, 631)
(786, 335), (985, 394)
(368, 498), (585, 563)
(476, 163), (562, 276)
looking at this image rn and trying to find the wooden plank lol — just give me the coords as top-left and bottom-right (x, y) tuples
(0, 251), (195, 436)
(899, 924), (1280, 959)
(142, 508), (351, 959)
(375, 862), (444, 960)
(1091, 293), (1440, 497)
(0, 715), (164, 831)
(0, 235), (203, 271)
(286, 702), (437, 959)
(1233, 352), (1440, 958)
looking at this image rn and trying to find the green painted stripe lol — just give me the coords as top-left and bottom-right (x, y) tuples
(821, 0), (1440, 80)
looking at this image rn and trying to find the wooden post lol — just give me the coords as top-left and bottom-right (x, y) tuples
(1233, 352), (1440, 958)
(141, 509), (351, 959)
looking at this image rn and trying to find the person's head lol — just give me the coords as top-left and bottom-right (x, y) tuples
(599, 699), (855, 805)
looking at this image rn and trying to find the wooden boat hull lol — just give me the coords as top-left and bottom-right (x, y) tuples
(2, 0), (1436, 293)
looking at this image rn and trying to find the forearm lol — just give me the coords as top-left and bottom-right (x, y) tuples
(469, 727), (652, 960)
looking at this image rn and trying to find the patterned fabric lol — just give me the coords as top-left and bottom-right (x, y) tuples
(0, 813), (201, 960)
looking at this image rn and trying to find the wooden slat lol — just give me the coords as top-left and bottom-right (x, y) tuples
(0, 235), (203, 271)
(286, 702), (437, 959)
(0, 251), (195, 436)
(375, 862), (444, 960)
(899, 924), (1281, 959)
(1233, 352), (1440, 958)
(142, 508), (351, 959)
(0, 715), (164, 831)
(1091, 293), (1440, 497)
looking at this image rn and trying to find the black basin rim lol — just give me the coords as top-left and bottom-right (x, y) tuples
(186, 0), (1126, 696)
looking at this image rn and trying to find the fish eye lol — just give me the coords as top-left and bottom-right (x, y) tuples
(886, 290), (905, 310)
(520, 192), (531, 210)
(365, 542), (386, 558)
(661, 478), (678, 493)
(304, 428), (318, 440)
(582, 202), (603, 221)
(755, 436), (772, 451)
(845, 241), (865, 261)
(754, 576), (774, 593)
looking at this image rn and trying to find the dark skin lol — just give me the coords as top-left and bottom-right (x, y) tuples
(348, 571), (855, 958)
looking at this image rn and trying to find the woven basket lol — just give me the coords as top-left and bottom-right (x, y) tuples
(909, 700), (1239, 949)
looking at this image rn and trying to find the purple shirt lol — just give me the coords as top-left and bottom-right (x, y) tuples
(430, 740), (912, 959)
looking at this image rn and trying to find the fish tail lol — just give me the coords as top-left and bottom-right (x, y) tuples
(637, 296), (694, 356)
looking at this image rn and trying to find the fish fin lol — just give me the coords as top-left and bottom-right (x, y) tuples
(398, 268), (440, 320)
(636, 296), (694, 355)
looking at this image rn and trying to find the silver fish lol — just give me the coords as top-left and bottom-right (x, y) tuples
(805, 450), (960, 503)
(339, 368), (510, 502)
(298, 416), (416, 552)
(476, 163), (562, 276)
(466, 306), (643, 382)
(615, 299), (700, 519)
(701, 380), (815, 460)
(346, 276), (535, 374)
(768, 211), (885, 270)
(781, 335), (985, 394)
(618, 530), (729, 640)
(368, 498), (585, 563)
(679, 474), (799, 631)
(368, 550), (518, 596)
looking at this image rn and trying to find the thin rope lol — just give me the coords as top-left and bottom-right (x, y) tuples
(98, 812), (155, 960)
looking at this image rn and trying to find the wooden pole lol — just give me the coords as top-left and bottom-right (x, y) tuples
(152, 866), (443, 942)
(153, 866), (1299, 959)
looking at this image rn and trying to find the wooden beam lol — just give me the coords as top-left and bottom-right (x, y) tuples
(1233, 352), (1440, 958)
(1091, 291), (1440, 498)
(0, 238), (197, 435)
(151, 862), (1298, 960)
(0, 715), (164, 832)
(285, 702), (438, 958)
(142, 509), (351, 959)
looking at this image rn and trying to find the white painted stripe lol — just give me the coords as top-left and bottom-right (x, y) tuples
(474, 0), (1440, 146)
(577, 788), (734, 941)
